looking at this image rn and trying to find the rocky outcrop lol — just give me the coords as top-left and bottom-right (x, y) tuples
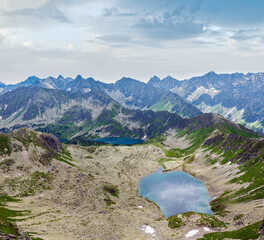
(204, 132), (264, 165)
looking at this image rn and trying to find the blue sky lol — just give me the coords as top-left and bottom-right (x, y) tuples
(1, 0), (264, 83)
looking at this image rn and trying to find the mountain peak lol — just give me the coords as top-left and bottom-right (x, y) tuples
(75, 75), (83, 80)
(26, 75), (40, 81)
(148, 75), (161, 84)
(205, 71), (217, 76)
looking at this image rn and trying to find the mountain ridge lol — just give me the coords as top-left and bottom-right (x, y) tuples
(2, 71), (264, 133)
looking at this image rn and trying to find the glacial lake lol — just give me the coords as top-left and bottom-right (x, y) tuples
(88, 137), (144, 145)
(138, 168), (213, 217)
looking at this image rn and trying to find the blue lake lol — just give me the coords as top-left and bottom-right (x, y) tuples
(138, 168), (213, 217)
(89, 137), (144, 145)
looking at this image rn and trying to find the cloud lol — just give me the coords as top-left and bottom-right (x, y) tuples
(97, 34), (132, 44)
(103, 7), (136, 17)
(135, 10), (206, 40)
(231, 29), (261, 42)
(0, 34), (5, 44)
(1, 2), (70, 23)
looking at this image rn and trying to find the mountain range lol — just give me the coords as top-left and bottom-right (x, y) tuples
(0, 73), (263, 239)
(1, 71), (264, 134)
(0, 85), (260, 144)
(148, 71), (264, 133)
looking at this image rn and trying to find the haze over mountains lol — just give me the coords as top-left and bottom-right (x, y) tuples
(1, 71), (264, 134)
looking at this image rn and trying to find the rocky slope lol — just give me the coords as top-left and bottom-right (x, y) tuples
(0, 75), (202, 118)
(148, 72), (264, 134)
(0, 86), (259, 146)
(0, 120), (263, 239)
(2, 71), (264, 133)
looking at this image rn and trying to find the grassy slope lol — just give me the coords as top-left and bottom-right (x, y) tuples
(150, 121), (263, 239)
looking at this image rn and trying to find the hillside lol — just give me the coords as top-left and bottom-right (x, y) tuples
(0, 87), (259, 146)
(0, 121), (263, 239)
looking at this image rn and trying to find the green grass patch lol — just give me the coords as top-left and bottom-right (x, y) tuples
(57, 154), (76, 167)
(0, 134), (11, 155)
(104, 196), (116, 206)
(198, 220), (262, 240)
(0, 194), (30, 236)
(168, 215), (185, 229)
(103, 184), (119, 197)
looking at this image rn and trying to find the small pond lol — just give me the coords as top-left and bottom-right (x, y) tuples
(88, 137), (144, 145)
(138, 167), (213, 217)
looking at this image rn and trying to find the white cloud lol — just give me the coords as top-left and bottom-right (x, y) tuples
(65, 43), (76, 50)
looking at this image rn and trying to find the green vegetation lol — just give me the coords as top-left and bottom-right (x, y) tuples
(217, 122), (260, 139)
(62, 146), (72, 158)
(0, 134), (11, 155)
(198, 220), (262, 240)
(104, 196), (116, 206)
(196, 213), (227, 228)
(103, 184), (119, 197)
(150, 101), (174, 112)
(210, 191), (231, 217)
(145, 135), (166, 150)
(0, 195), (29, 236)
(202, 131), (264, 205)
(168, 212), (227, 230)
(156, 158), (177, 168)
(57, 154), (76, 167)
(38, 123), (79, 140)
(165, 148), (185, 158)
(0, 158), (15, 172)
(229, 159), (264, 203)
(3, 171), (54, 197)
(233, 214), (244, 221)
(11, 128), (41, 149)
(168, 215), (184, 229)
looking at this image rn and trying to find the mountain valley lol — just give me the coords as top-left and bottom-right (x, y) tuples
(0, 74), (263, 240)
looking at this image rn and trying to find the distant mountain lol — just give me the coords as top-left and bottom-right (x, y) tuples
(0, 75), (201, 118)
(63, 76), (202, 118)
(0, 87), (259, 144)
(3, 71), (264, 133)
(0, 87), (188, 140)
(0, 75), (73, 94)
(148, 71), (264, 134)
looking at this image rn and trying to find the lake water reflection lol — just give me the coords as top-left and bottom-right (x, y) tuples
(138, 168), (213, 217)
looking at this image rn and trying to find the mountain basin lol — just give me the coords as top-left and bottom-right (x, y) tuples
(138, 167), (213, 217)
(88, 137), (144, 145)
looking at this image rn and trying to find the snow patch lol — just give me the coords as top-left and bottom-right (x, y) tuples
(140, 225), (155, 236)
(185, 229), (199, 238)
(244, 120), (263, 131)
(67, 88), (71, 91)
(187, 87), (220, 102)
(0, 88), (3, 93)
(203, 227), (211, 232)
(43, 82), (55, 89)
(83, 88), (91, 93)
(137, 206), (143, 209)
(105, 89), (133, 106)
(197, 102), (244, 122)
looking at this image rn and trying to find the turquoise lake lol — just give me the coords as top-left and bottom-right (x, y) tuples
(138, 168), (213, 217)
(89, 137), (144, 145)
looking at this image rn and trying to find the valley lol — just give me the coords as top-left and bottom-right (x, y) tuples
(0, 74), (263, 240)
(0, 124), (263, 239)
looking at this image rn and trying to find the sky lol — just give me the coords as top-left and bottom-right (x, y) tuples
(1, 0), (264, 84)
